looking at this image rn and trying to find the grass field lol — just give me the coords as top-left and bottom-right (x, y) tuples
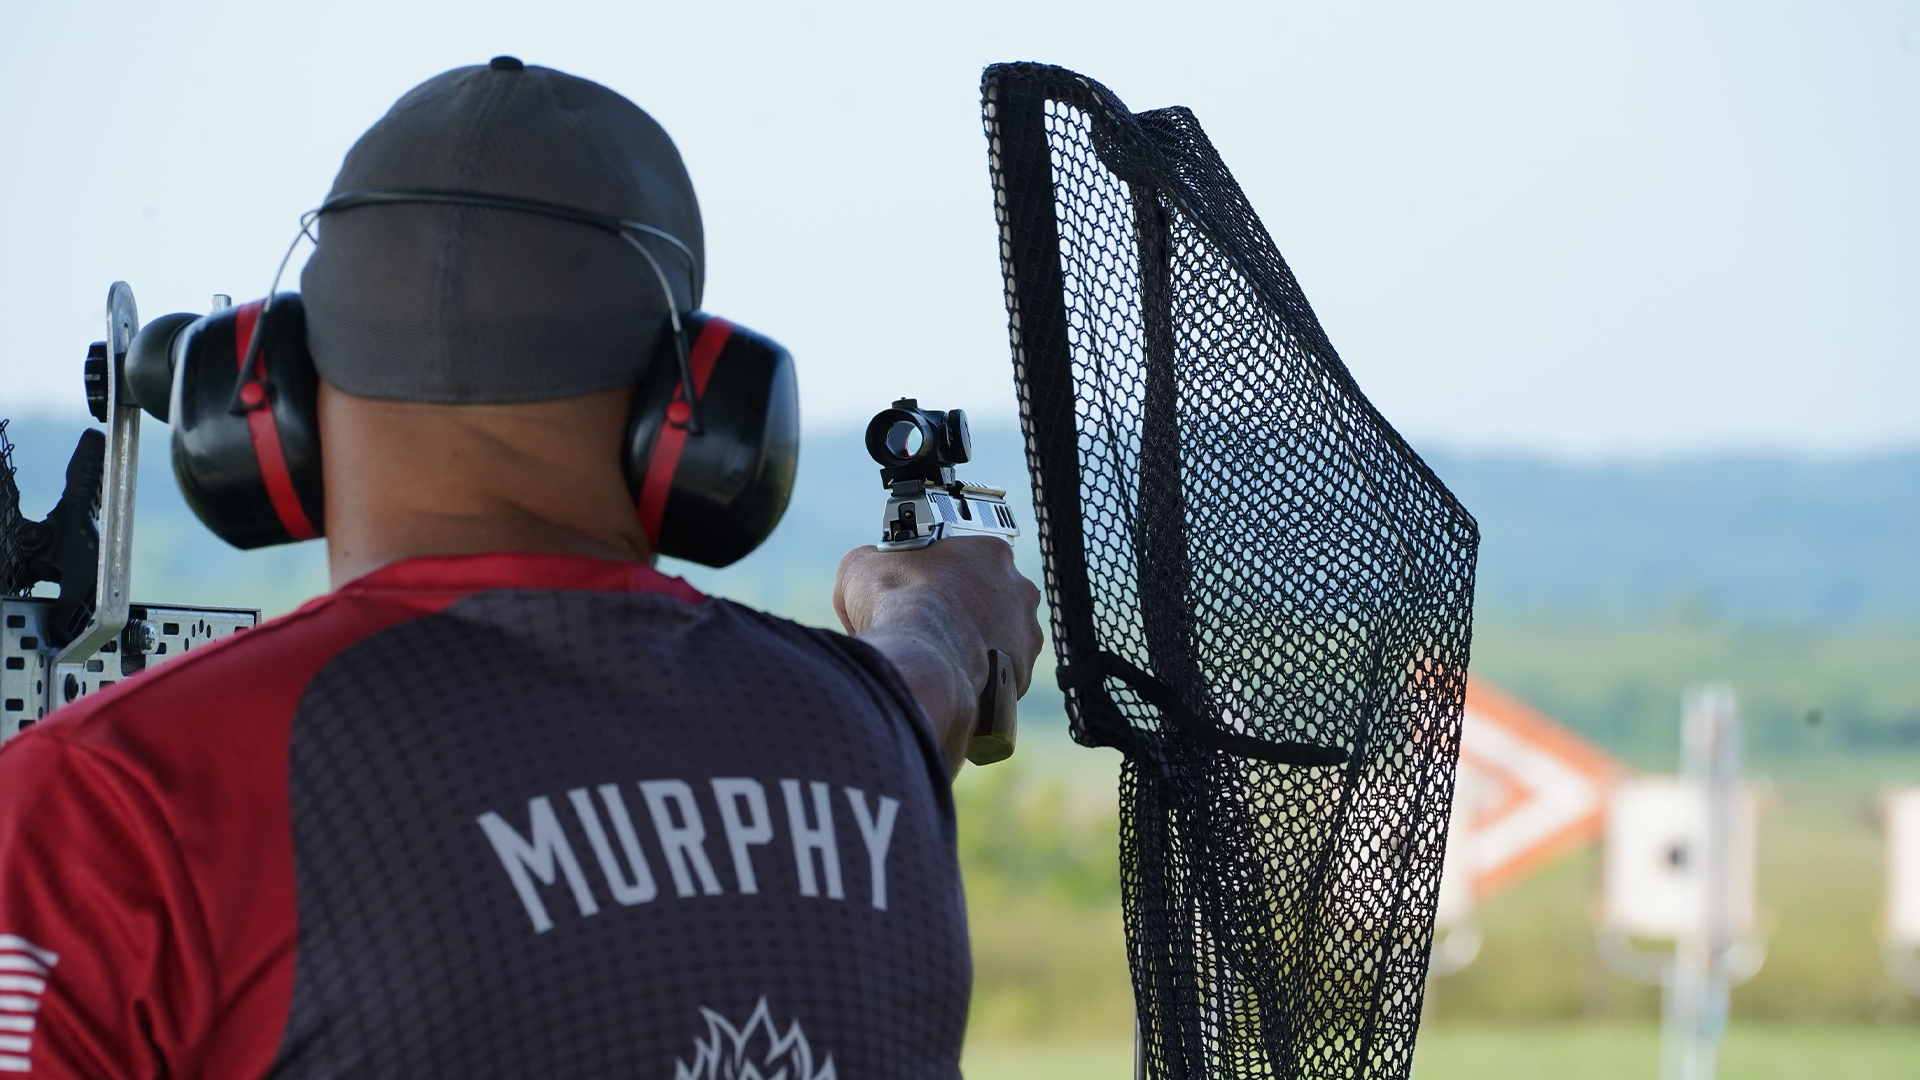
(1425, 763), (1920, 1024)
(960, 1024), (1920, 1079)
(1413, 1024), (1920, 1080)
(967, 722), (1920, 1045)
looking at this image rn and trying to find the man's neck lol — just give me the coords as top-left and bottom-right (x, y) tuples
(318, 383), (651, 589)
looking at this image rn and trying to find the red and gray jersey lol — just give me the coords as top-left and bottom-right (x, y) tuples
(0, 554), (968, 1078)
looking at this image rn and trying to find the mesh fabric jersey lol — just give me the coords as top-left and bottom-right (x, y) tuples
(983, 64), (1479, 1079)
(0, 554), (968, 1079)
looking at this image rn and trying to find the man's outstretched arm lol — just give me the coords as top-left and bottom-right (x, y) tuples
(833, 536), (1043, 777)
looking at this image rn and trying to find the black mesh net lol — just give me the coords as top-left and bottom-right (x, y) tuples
(982, 64), (1479, 1079)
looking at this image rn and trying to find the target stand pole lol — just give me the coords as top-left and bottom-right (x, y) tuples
(1663, 686), (1741, 1080)
(1884, 788), (1920, 994)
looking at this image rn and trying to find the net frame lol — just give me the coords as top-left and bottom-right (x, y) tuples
(983, 63), (1479, 1079)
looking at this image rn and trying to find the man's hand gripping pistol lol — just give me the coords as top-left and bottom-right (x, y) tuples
(865, 399), (1020, 765)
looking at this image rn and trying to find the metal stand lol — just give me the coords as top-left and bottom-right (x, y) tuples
(1133, 1016), (1146, 1080)
(54, 282), (142, 666)
(1598, 686), (1762, 1080)
(1, 285), (259, 740)
(1660, 687), (1740, 1080)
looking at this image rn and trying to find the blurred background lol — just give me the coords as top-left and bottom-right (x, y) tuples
(4, 1), (1917, 1077)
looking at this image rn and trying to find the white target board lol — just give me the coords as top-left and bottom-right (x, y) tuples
(1602, 776), (1756, 939)
(1887, 788), (1920, 945)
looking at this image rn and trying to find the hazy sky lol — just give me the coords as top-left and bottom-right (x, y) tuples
(3, 1), (1914, 458)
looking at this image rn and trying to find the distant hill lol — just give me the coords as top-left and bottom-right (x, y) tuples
(1422, 450), (1920, 626)
(7, 413), (1911, 629)
(687, 425), (1920, 634)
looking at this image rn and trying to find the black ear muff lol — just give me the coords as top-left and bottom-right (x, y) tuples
(152, 289), (794, 564)
(169, 295), (326, 549)
(626, 313), (798, 568)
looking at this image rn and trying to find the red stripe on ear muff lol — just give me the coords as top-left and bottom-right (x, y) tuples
(637, 317), (736, 544)
(234, 301), (322, 541)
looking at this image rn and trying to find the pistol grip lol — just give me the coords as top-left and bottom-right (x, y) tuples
(966, 648), (1018, 765)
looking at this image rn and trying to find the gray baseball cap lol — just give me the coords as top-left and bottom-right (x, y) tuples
(300, 57), (703, 404)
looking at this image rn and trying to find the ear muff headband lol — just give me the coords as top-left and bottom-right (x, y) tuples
(317, 188), (698, 274)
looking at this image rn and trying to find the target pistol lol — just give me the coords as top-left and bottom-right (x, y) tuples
(866, 399), (1019, 765)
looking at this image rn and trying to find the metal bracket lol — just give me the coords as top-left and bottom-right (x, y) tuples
(55, 282), (140, 666)
(4, 600), (258, 739)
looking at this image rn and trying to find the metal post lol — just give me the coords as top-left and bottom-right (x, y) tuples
(1134, 1016), (1147, 1080)
(1662, 686), (1739, 1080)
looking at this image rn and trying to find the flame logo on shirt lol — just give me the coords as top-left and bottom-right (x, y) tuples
(673, 997), (836, 1080)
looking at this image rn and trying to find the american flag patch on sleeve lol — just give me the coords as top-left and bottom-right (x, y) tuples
(0, 936), (57, 1074)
